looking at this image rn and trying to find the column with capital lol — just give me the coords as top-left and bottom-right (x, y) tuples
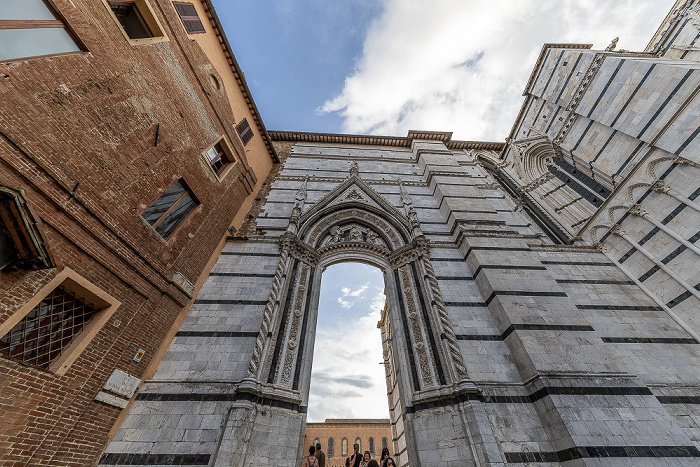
(627, 204), (700, 257)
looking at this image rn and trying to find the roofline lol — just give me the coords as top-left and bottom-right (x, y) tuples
(268, 130), (505, 152)
(502, 43), (592, 157)
(522, 43), (593, 98)
(201, 0), (279, 163)
(645, 0), (689, 53)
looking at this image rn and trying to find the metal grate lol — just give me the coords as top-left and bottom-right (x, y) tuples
(0, 286), (97, 369)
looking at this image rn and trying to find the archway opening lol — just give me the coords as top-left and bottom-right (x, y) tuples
(305, 262), (392, 466)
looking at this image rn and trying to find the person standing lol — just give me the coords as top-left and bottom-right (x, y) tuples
(349, 443), (362, 467)
(379, 447), (390, 467)
(302, 445), (319, 467)
(360, 451), (371, 467)
(314, 442), (326, 467)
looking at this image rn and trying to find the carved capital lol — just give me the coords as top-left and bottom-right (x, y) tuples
(650, 180), (671, 194)
(608, 224), (622, 236)
(628, 204), (648, 218)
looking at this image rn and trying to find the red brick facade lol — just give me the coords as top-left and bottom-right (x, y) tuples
(0, 0), (274, 465)
(304, 419), (393, 467)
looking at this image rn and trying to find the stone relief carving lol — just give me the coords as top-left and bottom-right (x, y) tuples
(400, 266), (434, 387)
(324, 223), (385, 248)
(248, 247), (289, 378)
(280, 265), (309, 385)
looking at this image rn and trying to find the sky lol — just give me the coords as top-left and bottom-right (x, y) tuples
(306, 263), (389, 422)
(212, 0), (674, 141)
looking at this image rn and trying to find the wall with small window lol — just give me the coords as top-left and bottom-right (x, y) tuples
(202, 137), (238, 181)
(140, 179), (199, 240)
(102, 0), (167, 45)
(0, 268), (120, 375)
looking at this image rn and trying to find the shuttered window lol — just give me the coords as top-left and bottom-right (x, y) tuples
(236, 118), (254, 146)
(328, 438), (334, 457)
(172, 2), (205, 34)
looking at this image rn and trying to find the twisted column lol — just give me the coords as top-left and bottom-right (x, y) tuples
(247, 247), (289, 378)
(421, 257), (469, 381)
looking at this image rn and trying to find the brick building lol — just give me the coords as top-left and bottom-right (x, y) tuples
(0, 0), (275, 465)
(304, 419), (392, 467)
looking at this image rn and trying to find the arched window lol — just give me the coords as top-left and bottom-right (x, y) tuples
(342, 437), (348, 456)
(313, 437), (320, 448)
(369, 437), (375, 455)
(355, 437), (361, 452)
(328, 437), (334, 457)
(382, 437), (388, 451)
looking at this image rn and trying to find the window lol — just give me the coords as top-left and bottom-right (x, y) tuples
(313, 437), (320, 447)
(341, 438), (348, 456)
(382, 437), (388, 451)
(0, 268), (120, 374)
(0, 185), (54, 271)
(141, 179), (198, 239)
(0, 0), (81, 61)
(355, 437), (361, 452)
(172, 2), (205, 34)
(202, 138), (237, 178)
(328, 438), (334, 457)
(105, 0), (165, 43)
(369, 437), (375, 456)
(235, 118), (254, 146)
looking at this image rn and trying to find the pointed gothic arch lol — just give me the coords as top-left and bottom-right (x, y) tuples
(236, 165), (474, 467)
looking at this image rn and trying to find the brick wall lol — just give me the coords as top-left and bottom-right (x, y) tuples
(304, 420), (393, 467)
(0, 0), (272, 464)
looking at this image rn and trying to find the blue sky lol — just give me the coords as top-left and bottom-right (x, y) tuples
(306, 263), (388, 422)
(213, 0), (672, 141)
(212, 0), (382, 134)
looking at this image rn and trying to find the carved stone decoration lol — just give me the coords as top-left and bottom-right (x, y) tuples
(248, 246), (289, 378)
(349, 161), (359, 177)
(345, 189), (364, 201)
(280, 265), (309, 385)
(420, 258), (468, 380)
(399, 267), (434, 387)
(605, 37), (619, 52)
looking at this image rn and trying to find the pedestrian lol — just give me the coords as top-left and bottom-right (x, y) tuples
(382, 457), (395, 467)
(380, 447), (390, 466)
(314, 442), (326, 467)
(367, 461), (379, 467)
(349, 443), (362, 467)
(360, 451), (371, 467)
(302, 445), (319, 467)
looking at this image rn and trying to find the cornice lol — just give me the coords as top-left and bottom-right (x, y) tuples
(268, 130), (504, 152)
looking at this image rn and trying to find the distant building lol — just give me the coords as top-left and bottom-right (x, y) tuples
(305, 419), (393, 466)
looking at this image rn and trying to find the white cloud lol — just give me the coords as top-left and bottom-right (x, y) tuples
(308, 306), (388, 422)
(318, 0), (674, 140)
(309, 267), (389, 422)
(343, 283), (370, 297)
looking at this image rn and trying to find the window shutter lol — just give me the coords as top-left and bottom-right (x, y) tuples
(236, 118), (254, 145)
(173, 2), (205, 34)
